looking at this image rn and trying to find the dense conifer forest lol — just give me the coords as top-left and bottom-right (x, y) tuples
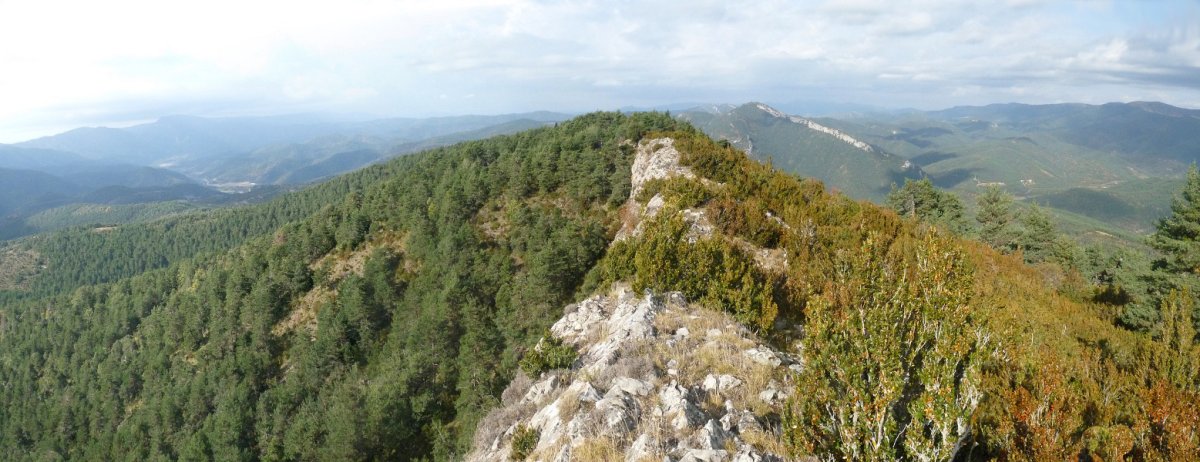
(1, 113), (1198, 461)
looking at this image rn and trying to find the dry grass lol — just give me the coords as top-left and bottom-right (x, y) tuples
(271, 285), (335, 337)
(700, 390), (726, 416)
(648, 302), (783, 416)
(473, 400), (538, 454)
(573, 436), (622, 462)
(501, 371), (535, 406)
(526, 436), (566, 462)
(741, 427), (790, 457)
(310, 231), (407, 284)
(558, 390), (583, 422)
(0, 246), (42, 291)
(592, 348), (656, 391)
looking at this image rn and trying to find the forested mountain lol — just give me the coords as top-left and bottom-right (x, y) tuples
(0, 156), (227, 240)
(672, 101), (1199, 238)
(819, 101), (1200, 234)
(15, 112), (570, 186)
(0, 168), (82, 215)
(175, 118), (558, 188)
(0, 145), (87, 170)
(678, 102), (922, 201)
(0, 113), (570, 240)
(1, 113), (1198, 461)
(0, 162), (225, 236)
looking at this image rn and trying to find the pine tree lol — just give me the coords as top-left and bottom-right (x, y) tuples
(1150, 165), (1200, 275)
(1147, 166), (1200, 337)
(1017, 203), (1076, 266)
(887, 178), (968, 234)
(976, 185), (1017, 251)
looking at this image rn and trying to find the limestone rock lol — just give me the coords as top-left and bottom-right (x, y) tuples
(627, 433), (656, 462)
(702, 374), (743, 392)
(695, 419), (733, 450)
(744, 347), (782, 367)
(609, 377), (653, 398)
(680, 449), (730, 462)
(466, 285), (792, 462)
(660, 382), (705, 430)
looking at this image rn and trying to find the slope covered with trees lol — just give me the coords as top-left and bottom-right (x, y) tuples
(585, 127), (1200, 460)
(0, 112), (680, 460)
(1, 113), (1198, 461)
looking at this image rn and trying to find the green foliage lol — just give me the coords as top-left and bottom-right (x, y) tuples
(0, 111), (685, 461)
(518, 332), (578, 376)
(785, 231), (984, 461)
(1158, 289), (1198, 386)
(1016, 203), (1078, 266)
(635, 176), (713, 208)
(976, 185), (1018, 251)
(600, 212), (780, 332)
(887, 178), (969, 234)
(23, 201), (199, 234)
(5, 109), (1200, 461)
(1150, 166), (1200, 271)
(711, 197), (784, 248)
(509, 424), (539, 461)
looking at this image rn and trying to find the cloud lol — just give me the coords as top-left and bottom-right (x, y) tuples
(0, 0), (1198, 142)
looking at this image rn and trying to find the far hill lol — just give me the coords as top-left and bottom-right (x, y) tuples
(754, 101), (1200, 236)
(177, 118), (557, 188)
(17, 112), (570, 171)
(0, 144), (230, 239)
(678, 102), (922, 201)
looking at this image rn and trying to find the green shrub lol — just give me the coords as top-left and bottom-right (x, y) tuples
(509, 424), (540, 461)
(635, 176), (713, 208)
(519, 331), (578, 376)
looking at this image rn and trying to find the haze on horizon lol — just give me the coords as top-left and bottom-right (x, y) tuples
(1, 0), (1198, 143)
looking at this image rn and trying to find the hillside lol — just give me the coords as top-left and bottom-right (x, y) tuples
(818, 101), (1200, 235)
(16, 112), (571, 188)
(0, 113), (1197, 461)
(0, 114), (567, 240)
(0, 158), (227, 240)
(677, 101), (1198, 238)
(679, 102), (921, 201)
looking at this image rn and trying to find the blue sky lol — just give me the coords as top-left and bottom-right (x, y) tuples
(0, 0), (1197, 142)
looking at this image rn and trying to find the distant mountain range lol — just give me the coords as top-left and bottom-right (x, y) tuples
(3, 101), (1195, 241)
(678, 103), (923, 201)
(0, 111), (571, 239)
(14, 111), (570, 187)
(679, 101), (1200, 236)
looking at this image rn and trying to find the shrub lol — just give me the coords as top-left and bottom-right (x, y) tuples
(784, 231), (985, 461)
(509, 424), (540, 461)
(519, 331), (578, 376)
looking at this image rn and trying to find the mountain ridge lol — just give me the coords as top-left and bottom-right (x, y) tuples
(0, 112), (1197, 461)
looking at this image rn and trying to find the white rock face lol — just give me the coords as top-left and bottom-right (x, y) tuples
(466, 284), (792, 462)
(629, 137), (695, 199)
(615, 137), (715, 243)
(755, 102), (875, 153)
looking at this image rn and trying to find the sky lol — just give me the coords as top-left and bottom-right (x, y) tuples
(1, 0), (1198, 142)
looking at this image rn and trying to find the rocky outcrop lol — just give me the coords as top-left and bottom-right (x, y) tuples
(467, 284), (798, 461)
(615, 138), (714, 243)
(754, 103), (876, 154)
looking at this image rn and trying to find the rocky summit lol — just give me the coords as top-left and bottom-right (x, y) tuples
(467, 283), (800, 462)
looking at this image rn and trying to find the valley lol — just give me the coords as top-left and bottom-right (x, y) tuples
(680, 101), (1200, 239)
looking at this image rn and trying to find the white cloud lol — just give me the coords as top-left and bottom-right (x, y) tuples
(0, 0), (1198, 142)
